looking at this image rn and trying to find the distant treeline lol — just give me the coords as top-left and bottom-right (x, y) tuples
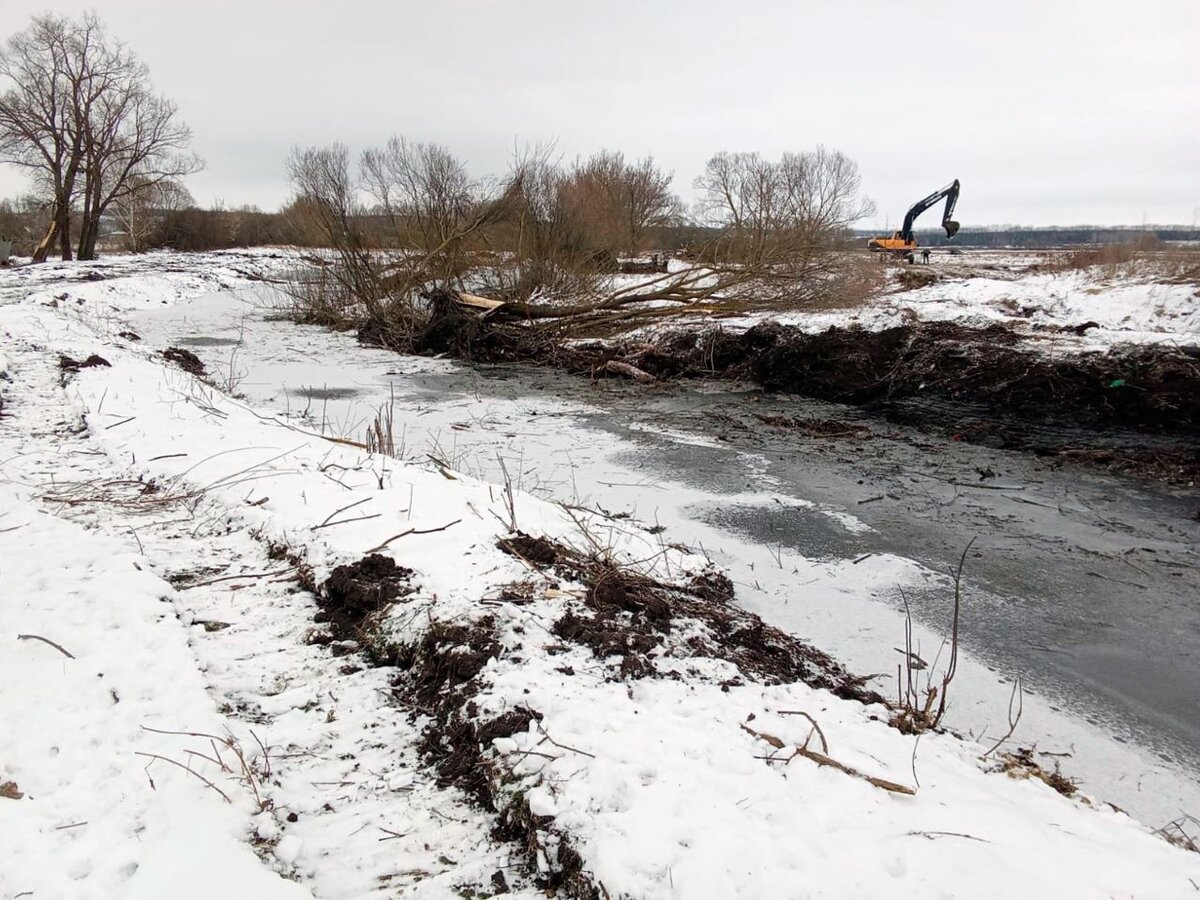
(863, 227), (1200, 249)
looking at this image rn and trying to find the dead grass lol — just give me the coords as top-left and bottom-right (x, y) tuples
(1047, 242), (1200, 284)
(994, 747), (1078, 798)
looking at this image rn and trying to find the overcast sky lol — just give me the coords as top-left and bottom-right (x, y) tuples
(2, 0), (1197, 227)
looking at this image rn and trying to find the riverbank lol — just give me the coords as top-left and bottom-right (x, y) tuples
(3, 249), (1199, 898)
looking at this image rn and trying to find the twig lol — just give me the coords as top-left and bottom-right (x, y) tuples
(141, 724), (231, 741)
(179, 568), (292, 589)
(135, 752), (232, 803)
(17, 633), (75, 659)
(933, 536), (977, 728)
(315, 497), (371, 528)
(907, 830), (989, 843)
(777, 710), (829, 753)
(104, 416), (137, 430)
(981, 676), (1024, 758)
(790, 745), (915, 795)
(364, 519), (461, 554)
(536, 721), (596, 759)
(312, 513), (381, 530)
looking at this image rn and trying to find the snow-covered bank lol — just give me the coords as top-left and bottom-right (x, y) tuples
(2, 251), (1199, 897)
(0, 491), (315, 900)
(716, 253), (1200, 351)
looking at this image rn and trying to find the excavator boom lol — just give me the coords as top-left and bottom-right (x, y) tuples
(899, 179), (960, 243)
(867, 179), (961, 259)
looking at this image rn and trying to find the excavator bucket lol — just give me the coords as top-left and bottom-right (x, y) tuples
(944, 220), (960, 239)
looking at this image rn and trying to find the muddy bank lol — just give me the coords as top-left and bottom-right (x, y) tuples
(302, 531), (897, 896)
(403, 318), (1200, 483)
(582, 321), (1199, 434)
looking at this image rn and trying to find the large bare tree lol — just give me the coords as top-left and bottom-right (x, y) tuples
(560, 150), (680, 255)
(694, 147), (873, 263)
(0, 13), (200, 261)
(360, 137), (477, 280)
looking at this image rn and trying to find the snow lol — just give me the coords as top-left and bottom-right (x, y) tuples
(0, 462), (313, 900)
(479, 673), (1194, 899)
(728, 253), (1200, 351)
(2, 248), (1199, 898)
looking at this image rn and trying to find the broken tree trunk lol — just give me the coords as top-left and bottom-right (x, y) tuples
(598, 360), (655, 383)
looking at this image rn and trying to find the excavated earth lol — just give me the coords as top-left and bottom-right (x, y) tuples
(414, 319), (1200, 484)
(305, 533), (894, 897)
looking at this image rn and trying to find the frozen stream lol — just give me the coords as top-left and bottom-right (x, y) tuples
(127, 284), (1200, 830)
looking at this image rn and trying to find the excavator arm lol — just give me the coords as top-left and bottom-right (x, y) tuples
(899, 179), (960, 243)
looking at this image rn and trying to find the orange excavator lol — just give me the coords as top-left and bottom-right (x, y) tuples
(867, 179), (960, 262)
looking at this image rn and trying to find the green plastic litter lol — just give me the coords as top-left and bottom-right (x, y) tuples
(1108, 379), (1126, 388)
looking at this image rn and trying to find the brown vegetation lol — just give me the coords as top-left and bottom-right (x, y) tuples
(279, 138), (876, 354)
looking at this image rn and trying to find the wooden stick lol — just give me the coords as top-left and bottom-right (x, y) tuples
(777, 710), (829, 753)
(364, 519), (461, 554)
(312, 513), (381, 531)
(790, 745), (916, 795)
(741, 724), (914, 795)
(17, 633), (75, 659)
(316, 497), (371, 528)
(179, 568), (292, 589)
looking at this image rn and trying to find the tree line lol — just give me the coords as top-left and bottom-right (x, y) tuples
(0, 12), (874, 269)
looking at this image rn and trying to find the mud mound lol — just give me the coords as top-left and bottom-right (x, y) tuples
(311, 558), (597, 895)
(160, 346), (207, 377)
(740, 323), (1200, 437)
(895, 268), (939, 291)
(318, 554), (415, 653)
(533, 322), (1199, 479)
(405, 620), (601, 897)
(58, 353), (110, 373)
(406, 619), (501, 708)
(497, 532), (559, 566)
(499, 534), (885, 704)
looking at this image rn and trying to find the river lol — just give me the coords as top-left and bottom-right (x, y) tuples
(127, 283), (1200, 829)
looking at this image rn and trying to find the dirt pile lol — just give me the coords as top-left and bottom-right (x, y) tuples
(735, 322), (1200, 437)
(160, 346), (207, 377)
(529, 321), (1199, 479)
(316, 554), (415, 663)
(58, 353), (111, 373)
(307, 535), (888, 897)
(453, 318), (1199, 445)
(313, 558), (598, 896)
(497, 533), (885, 703)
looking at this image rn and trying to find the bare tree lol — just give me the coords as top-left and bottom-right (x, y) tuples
(0, 13), (200, 261)
(0, 15), (98, 260)
(360, 137), (476, 280)
(776, 146), (875, 246)
(694, 147), (873, 264)
(74, 46), (201, 258)
(287, 143), (380, 310)
(560, 150), (680, 255)
(109, 176), (192, 251)
(623, 154), (683, 251)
